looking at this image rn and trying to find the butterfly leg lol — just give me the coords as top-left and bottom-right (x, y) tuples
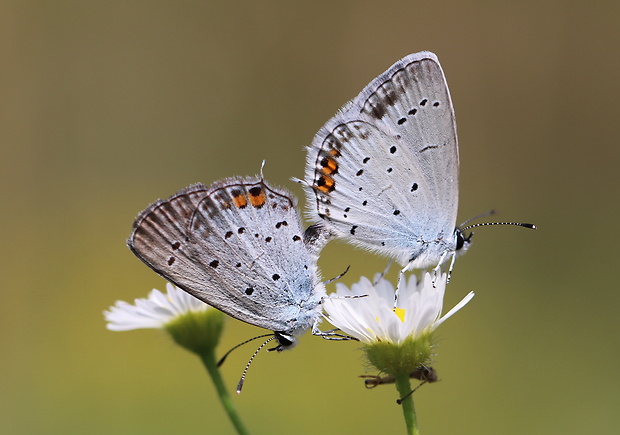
(446, 251), (457, 284)
(432, 251), (449, 287)
(373, 260), (393, 285)
(312, 321), (358, 341)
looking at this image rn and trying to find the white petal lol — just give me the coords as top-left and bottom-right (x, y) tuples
(434, 291), (475, 329)
(104, 284), (210, 331)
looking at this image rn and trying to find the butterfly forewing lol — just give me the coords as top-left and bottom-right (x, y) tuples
(355, 52), (459, 229)
(304, 51), (460, 269)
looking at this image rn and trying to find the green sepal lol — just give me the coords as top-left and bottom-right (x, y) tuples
(363, 332), (434, 377)
(164, 308), (225, 355)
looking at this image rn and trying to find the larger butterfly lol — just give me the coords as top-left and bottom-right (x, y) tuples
(304, 51), (467, 274)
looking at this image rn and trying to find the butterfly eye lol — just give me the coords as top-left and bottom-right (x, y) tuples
(455, 230), (474, 251)
(273, 332), (295, 348)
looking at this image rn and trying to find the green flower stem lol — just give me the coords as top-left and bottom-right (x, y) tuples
(395, 374), (419, 435)
(198, 348), (250, 435)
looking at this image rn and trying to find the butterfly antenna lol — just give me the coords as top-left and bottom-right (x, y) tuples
(323, 265), (350, 285)
(458, 209), (496, 228)
(460, 221), (536, 233)
(236, 335), (277, 394)
(458, 210), (535, 233)
(217, 333), (274, 367)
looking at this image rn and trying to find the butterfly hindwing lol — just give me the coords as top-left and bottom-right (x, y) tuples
(354, 51), (459, 231)
(306, 117), (434, 264)
(129, 177), (324, 333)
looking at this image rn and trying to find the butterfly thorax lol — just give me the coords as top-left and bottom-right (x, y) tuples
(400, 229), (459, 270)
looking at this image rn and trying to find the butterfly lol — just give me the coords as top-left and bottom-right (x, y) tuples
(303, 51), (534, 277)
(128, 177), (333, 351)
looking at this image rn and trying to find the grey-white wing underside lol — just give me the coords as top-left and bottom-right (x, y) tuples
(304, 52), (459, 266)
(128, 177), (322, 332)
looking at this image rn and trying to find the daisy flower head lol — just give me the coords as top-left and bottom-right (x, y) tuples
(323, 271), (474, 377)
(104, 283), (225, 354)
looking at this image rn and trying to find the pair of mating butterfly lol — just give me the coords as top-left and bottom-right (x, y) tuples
(129, 51), (533, 376)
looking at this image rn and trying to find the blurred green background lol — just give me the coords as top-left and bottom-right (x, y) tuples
(2, 1), (618, 434)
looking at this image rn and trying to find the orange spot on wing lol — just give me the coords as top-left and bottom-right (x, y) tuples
(315, 175), (335, 194)
(233, 193), (248, 208)
(248, 186), (266, 207)
(320, 156), (338, 175)
(328, 149), (341, 157)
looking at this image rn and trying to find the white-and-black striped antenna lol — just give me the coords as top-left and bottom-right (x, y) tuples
(460, 220), (536, 233)
(217, 333), (274, 367)
(458, 209), (497, 228)
(236, 335), (278, 394)
(322, 265), (350, 285)
(458, 209), (536, 234)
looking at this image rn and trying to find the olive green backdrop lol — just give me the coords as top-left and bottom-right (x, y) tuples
(2, 1), (618, 434)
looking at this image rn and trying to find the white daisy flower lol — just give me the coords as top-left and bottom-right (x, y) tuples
(104, 283), (224, 354)
(323, 271), (474, 376)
